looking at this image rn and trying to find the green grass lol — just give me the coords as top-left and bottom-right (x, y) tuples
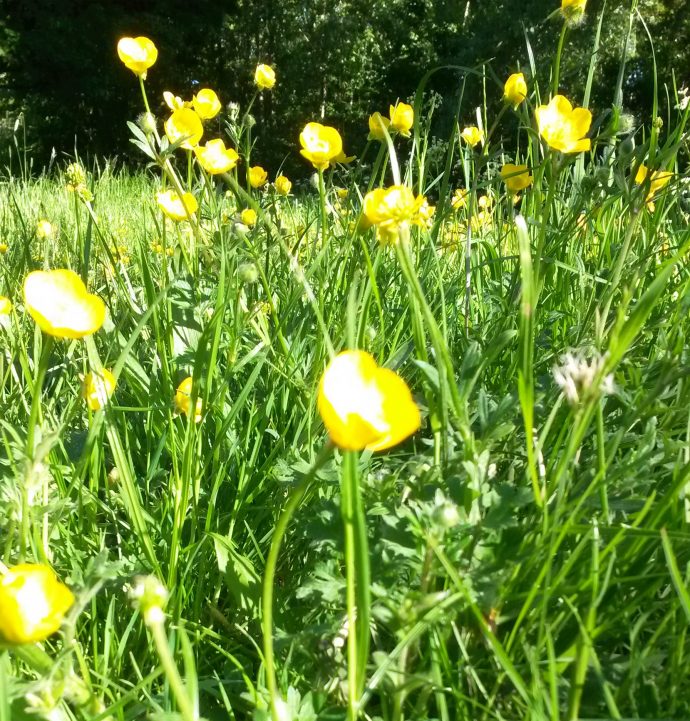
(1, 5), (690, 720)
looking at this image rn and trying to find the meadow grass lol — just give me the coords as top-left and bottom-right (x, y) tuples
(1, 6), (690, 721)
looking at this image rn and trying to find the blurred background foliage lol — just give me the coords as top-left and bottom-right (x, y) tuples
(0, 0), (688, 175)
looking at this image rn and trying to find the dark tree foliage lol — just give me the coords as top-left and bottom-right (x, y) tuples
(0, 0), (687, 173)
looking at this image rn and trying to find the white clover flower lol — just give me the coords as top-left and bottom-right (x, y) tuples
(553, 351), (614, 405)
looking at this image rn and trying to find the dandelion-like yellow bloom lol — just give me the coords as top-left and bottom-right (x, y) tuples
(248, 166), (268, 188)
(254, 64), (276, 90)
(274, 175), (292, 196)
(500, 163), (533, 194)
(36, 220), (53, 239)
(24, 270), (105, 339)
(156, 190), (198, 222)
(164, 108), (203, 149)
(389, 102), (414, 137)
(240, 208), (257, 227)
(504, 73), (527, 107)
(117, 36), (158, 78)
(362, 185), (427, 244)
(461, 126), (484, 147)
(317, 350), (420, 452)
(192, 89), (221, 120)
(83, 369), (116, 411)
(194, 139), (239, 174)
(299, 122), (343, 171)
(175, 376), (202, 423)
(535, 95), (591, 153)
(635, 164), (672, 210)
(368, 112), (390, 141)
(0, 564), (74, 645)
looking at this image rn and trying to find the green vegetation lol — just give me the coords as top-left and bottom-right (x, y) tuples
(0, 1), (690, 720)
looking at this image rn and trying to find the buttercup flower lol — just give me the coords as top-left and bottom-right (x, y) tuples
(299, 122), (343, 171)
(504, 73), (527, 107)
(83, 369), (116, 411)
(635, 164), (672, 210)
(500, 164), (533, 194)
(164, 108), (203, 149)
(461, 126), (484, 147)
(535, 95), (591, 153)
(163, 91), (186, 110)
(240, 208), (257, 227)
(368, 112), (390, 141)
(389, 102), (414, 137)
(248, 166), (268, 188)
(156, 190), (198, 221)
(362, 185), (427, 244)
(274, 175), (292, 196)
(317, 350), (421, 451)
(194, 139), (239, 174)
(36, 220), (53, 239)
(0, 296), (11, 315)
(561, 0), (587, 21)
(192, 89), (221, 120)
(0, 243), (7, 254)
(254, 64), (276, 90)
(117, 36), (158, 78)
(175, 376), (202, 423)
(24, 270), (106, 339)
(451, 188), (469, 210)
(0, 564), (74, 645)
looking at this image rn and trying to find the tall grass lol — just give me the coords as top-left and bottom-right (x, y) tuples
(1, 3), (690, 720)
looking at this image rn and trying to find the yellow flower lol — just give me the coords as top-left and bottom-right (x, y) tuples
(248, 166), (268, 188)
(163, 91), (186, 110)
(337, 188), (349, 200)
(0, 243), (8, 254)
(254, 64), (276, 90)
(317, 350), (420, 451)
(362, 185), (426, 244)
(0, 296), (11, 315)
(192, 89), (221, 120)
(164, 108), (203, 149)
(635, 164), (672, 209)
(461, 126), (484, 147)
(451, 188), (469, 210)
(0, 564), (74, 645)
(274, 175), (292, 196)
(299, 122), (343, 171)
(368, 112), (390, 141)
(535, 95), (591, 153)
(36, 220), (53, 239)
(504, 73), (527, 107)
(24, 270), (105, 339)
(83, 368), (116, 411)
(156, 190), (198, 222)
(117, 36), (158, 78)
(389, 102), (414, 137)
(561, 0), (587, 20)
(175, 376), (202, 423)
(240, 208), (257, 227)
(500, 163), (533, 194)
(194, 139), (239, 174)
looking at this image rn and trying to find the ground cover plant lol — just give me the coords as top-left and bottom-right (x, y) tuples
(1, 1), (690, 719)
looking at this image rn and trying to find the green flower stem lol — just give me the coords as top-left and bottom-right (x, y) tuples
(341, 449), (371, 719)
(553, 23), (569, 96)
(262, 444), (333, 721)
(149, 619), (197, 721)
(318, 169), (328, 250)
(21, 334), (54, 561)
